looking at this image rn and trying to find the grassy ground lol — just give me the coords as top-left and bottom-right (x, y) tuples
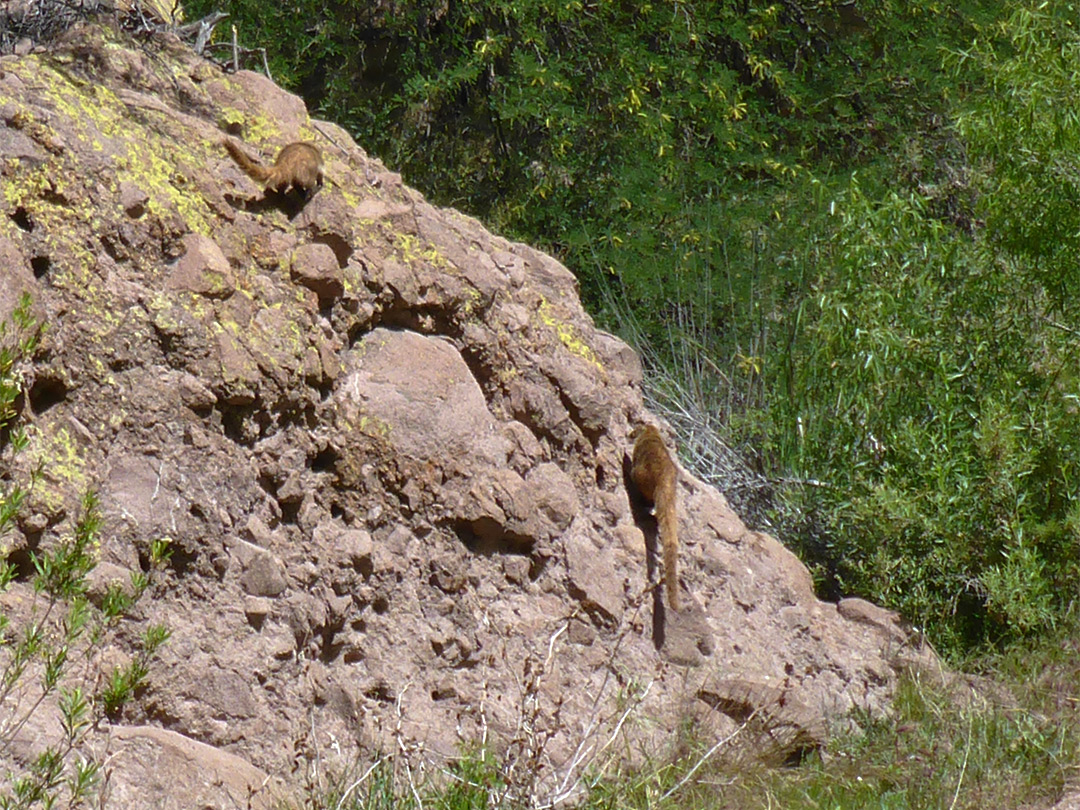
(698, 664), (1078, 809)
(307, 621), (1080, 810)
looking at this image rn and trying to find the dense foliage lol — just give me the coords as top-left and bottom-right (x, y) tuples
(770, 4), (1080, 651)
(191, 0), (1080, 655)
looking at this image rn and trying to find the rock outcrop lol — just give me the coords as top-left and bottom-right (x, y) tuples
(0, 22), (930, 808)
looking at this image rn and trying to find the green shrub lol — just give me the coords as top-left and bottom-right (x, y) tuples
(0, 295), (171, 808)
(741, 2), (1080, 654)
(759, 173), (1080, 651)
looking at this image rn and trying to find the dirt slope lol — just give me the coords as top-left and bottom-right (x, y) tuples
(0, 22), (932, 808)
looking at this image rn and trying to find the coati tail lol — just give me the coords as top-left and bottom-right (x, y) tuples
(657, 475), (679, 611)
(222, 139), (273, 184)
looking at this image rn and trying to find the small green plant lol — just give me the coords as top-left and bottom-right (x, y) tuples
(0, 493), (172, 808)
(0, 295), (171, 808)
(0, 294), (42, 539)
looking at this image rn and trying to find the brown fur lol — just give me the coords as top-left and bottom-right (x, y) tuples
(631, 425), (680, 611)
(222, 139), (323, 196)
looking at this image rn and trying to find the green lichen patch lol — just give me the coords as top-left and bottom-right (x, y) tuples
(538, 298), (602, 371)
(2, 158), (100, 255)
(211, 319), (261, 400)
(238, 303), (310, 381)
(355, 413), (392, 439)
(393, 232), (449, 270)
(459, 285), (485, 320)
(218, 106), (247, 132)
(16, 55), (220, 234)
(26, 424), (91, 515)
(216, 102), (281, 147)
(112, 134), (218, 237)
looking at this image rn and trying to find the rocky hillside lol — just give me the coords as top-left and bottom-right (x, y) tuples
(0, 22), (931, 808)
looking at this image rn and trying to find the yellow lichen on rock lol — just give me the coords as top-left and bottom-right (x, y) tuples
(538, 298), (603, 370)
(27, 425), (90, 514)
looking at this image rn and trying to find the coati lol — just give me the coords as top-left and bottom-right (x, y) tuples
(222, 138), (324, 197)
(631, 424), (680, 611)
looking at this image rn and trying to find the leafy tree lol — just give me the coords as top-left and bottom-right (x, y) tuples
(765, 181), (1077, 650)
(755, 1), (1080, 652)
(952, 3), (1080, 306)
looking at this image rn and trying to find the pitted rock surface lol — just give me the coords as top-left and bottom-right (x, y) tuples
(0, 22), (933, 808)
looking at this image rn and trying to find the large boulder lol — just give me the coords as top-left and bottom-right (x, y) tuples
(0, 23), (930, 808)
